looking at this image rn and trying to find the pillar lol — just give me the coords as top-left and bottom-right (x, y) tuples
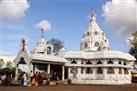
(68, 67), (71, 79)
(29, 63), (33, 72)
(33, 63), (36, 73)
(15, 66), (18, 80)
(47, 64), (50, 74)
(114, 67), (118, 81)
(62, 65), (65, 81)
(103, 67), (107, 79)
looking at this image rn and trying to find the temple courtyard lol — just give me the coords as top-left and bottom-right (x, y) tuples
(0, 84), (137, 91)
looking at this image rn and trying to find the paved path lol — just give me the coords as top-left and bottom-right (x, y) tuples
(0, 84), (137, 91)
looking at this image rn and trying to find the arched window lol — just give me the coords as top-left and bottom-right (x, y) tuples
(85, 43), (88, 48)
(81, 61), (84, 64)
(71, 59), (77, 64)
(123, 62), (127, 65)
(86, 67), (92, 74)
(118, 68), (122, 74)
(107, 67), (114, 74)
(124, 68), (129, 74)
(97, 60), (102, 64)
(97, 67), (103, 74)
(107, 59), (113, 64)
(118, 61), (122, 64)
(94, 31), (98, 35)
(87, 32), (90, 36)
(18, 57), (26, 64)
(95, 42), (99, 47)
(70, 67), (78, 73)
(86, 60), (92, 64)
(47, 46), (52, 54)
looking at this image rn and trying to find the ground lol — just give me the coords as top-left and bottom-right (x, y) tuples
(0, 84), (137, 91)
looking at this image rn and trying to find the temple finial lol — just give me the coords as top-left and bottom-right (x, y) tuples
(41, 28), (44, 38)
(90, 11), (96, 22)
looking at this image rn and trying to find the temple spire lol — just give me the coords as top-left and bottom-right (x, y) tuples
(90, 11), (96, 22)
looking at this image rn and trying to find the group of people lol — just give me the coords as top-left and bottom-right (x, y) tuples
(1, 74), (12, 86)
(20, 71), (45, 87)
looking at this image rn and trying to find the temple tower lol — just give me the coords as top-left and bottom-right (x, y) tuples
(80, 11), (110, 51)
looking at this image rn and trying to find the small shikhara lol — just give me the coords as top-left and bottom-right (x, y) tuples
(14, 11), (136, 85)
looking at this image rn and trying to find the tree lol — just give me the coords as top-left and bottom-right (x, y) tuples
(129, 31), (137, 64)
(6, 61), (13, 69)
(0, 58), (4, 69)
(47, 38), (64, 54)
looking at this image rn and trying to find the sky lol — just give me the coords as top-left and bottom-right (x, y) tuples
(0, 0), (137, 56)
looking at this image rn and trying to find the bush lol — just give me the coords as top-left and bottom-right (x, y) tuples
(40, 72), (52, 80)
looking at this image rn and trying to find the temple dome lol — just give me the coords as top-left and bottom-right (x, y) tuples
(31, 38), (47, 54)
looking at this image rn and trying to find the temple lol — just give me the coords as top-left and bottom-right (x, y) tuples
(14, 12), (136, 84)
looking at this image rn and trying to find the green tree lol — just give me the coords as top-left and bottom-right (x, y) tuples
(6, 61), (13, 69)
(129, 31), (137, 64)
(0, 58), (4, 69)
(47, 38), (64, 54)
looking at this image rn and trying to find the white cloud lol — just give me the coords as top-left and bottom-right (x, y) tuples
(103, 0), (137, 37)
(0, 0), (29, 20)
(37, 20), (51, 31)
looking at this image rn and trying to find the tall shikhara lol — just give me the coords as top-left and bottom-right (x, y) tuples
(80, 11), (110, 51)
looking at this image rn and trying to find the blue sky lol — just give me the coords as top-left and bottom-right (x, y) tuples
(0, 0), (131, 56)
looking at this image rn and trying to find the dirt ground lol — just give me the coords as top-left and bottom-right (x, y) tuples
(0, 84), (137, 91)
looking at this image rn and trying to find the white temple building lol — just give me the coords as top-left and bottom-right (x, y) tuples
(14, 12), (136, 84)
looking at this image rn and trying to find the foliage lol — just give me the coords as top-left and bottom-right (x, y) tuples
(0, 58), (4, 69)
(10, 67), (23, 77)
(41, 72), (52, 80)
(129, 31), (137, 63)
(47, 38), (64, 53)
(6, 61), (13, 69)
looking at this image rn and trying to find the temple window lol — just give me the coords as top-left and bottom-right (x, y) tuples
(118, 68), (122, 74)
(97, 67), (103, 74)
(124, 68), (129, 74)
(81, 61), (84, 64)
(86, 67), (92, 74)
(18, 57), (26, 64)
(87, 32), (90, 36)
(94, 31), (98, 35)
(71, 59), (77, 64)
(118, 61), (122, 64)
(47, 46), (52, 54)
(86, 60), (92, 64)
(95, 42), (99, 47)
(107, 67), (114, 74)
(81, 67), (84, 74)
(70, 67), (78, 73)
(107, 59), (113, 64)
(84, 43), (88, 48)
(97, 60), (102, 64)
(123, 62), (127, 65)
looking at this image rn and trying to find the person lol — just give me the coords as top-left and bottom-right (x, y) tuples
(38, 72), (43, 85)
(1, 74), (6, 85)
(30, 71), (34, 82)
(31, 73), (38, 86)
(23, 73), (27, 86)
